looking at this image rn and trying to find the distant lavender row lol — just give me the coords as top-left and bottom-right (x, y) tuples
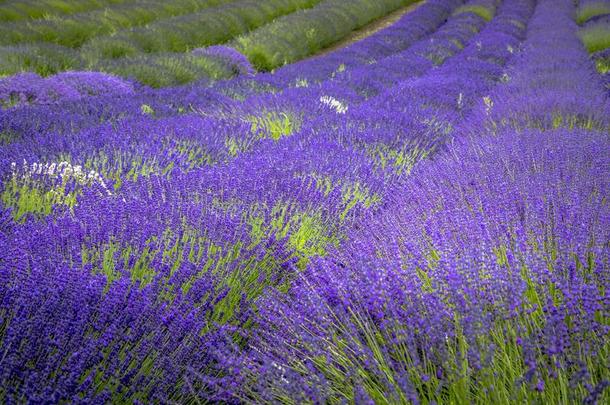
(270, 0), (464, 86)
(231, 0), (419, 70)
(0, 71), (134, 109)
(0, 0), (494, 174)
(221, 0), (493, 100)
(81, 0), (322, 60)
(0, 0), (322, 86)
(0, 0), (470, 133)
(0, 0), (510, 229)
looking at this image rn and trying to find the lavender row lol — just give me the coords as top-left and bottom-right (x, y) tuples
(331, 0), (500, 100)
(210, 0), (497, 130)
(0, 0), (456, 120)
(0, 0), (515, 226)
(260, 0), (465, 87)
(235, 0), (610, 402)
(0, 71), (135, 109)
(464, 0), (610, 132)
(247, 125), (609, 403)
(230, 0), (418, 71)
(81, 0), (322, 60)
(0, 0), (324, 86)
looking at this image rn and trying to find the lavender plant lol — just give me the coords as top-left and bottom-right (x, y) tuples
(246, 128), (609, 403)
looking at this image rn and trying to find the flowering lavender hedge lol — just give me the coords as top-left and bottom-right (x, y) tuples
(0, 0), (608, 402)
(270, 0), (464, 86)
(0, 71), (134, 108)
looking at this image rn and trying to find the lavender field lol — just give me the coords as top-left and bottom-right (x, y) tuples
(0, 0), (609, 403)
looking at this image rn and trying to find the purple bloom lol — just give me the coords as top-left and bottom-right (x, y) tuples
(0, 71), (134, 108)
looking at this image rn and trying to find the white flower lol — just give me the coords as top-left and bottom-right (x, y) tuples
(320, 95), (348, 114)
(483, 96), (494, 115)
(10, 159), (112, 195)
(271, 362), (289, 384)
(46, 163), (56, 176)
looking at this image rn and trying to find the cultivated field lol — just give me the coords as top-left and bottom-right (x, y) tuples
(0, 0), (609, 403)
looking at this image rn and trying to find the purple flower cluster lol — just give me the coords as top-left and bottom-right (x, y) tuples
(0, 71), (134, 109)
(0, 0), (608, 402)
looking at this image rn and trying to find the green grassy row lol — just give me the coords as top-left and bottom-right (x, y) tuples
(95, 52), (237, 87)
(81, 0), (323, 62)
(0, 0), (324, 81)
(0, 0), (131, 22)
(232, 0), (417, 71)
(0, 43), (237, 87)
(0, 43), (82, 77)
(0, 0), (235, 48)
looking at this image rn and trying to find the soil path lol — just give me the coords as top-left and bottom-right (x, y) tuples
(305, 0), (426, 60)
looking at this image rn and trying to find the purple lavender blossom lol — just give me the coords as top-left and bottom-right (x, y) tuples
(0, 71), (134, 109)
